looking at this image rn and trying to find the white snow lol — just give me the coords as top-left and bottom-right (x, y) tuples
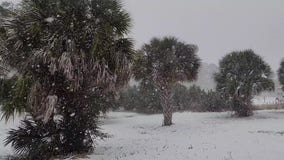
(44, 17), (55, 23)
(89, 110), (284, 160)
(2, 111), (284, 160)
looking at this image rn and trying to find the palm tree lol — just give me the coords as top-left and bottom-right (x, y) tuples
(0, 0), (134, 158)
(133, 37), (200, 126)
(215, 50), (274, 117)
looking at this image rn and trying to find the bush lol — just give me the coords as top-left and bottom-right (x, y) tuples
(201, 90), (229, 112)
(117, 81), (162, 114)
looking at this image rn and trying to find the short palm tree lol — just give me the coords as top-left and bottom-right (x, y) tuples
(215, 50), (274, 117)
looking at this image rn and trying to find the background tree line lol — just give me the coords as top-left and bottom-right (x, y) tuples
(115, 82), (229, 114)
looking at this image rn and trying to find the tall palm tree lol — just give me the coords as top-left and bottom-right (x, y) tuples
(133, 37), (200, 126)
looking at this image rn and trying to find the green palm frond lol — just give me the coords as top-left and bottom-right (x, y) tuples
(133, 36), (200, 87)
(0, 77), (32, 122)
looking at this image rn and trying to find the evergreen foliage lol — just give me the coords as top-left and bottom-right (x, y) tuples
(118, 85), (140, 111)
(0, 2), (13, 77)
(0, 0), (133, 159)
(172, 84), (189, 111)
(278, 59), (284, 91)
(214, 50), (274, 117)
(136, 80), (162, 113)
(133, 37), (200, 126)
(118, 81), (162, 114)
(200, 90), (228, 112)
(117, 83), (228, 113)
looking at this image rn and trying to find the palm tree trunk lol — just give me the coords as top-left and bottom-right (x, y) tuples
(160, 87), (174, 126)
(233, 96), (253, 117)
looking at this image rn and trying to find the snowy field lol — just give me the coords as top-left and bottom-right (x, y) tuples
(2, 110), (284, 160)
(90, 111), (284, 160)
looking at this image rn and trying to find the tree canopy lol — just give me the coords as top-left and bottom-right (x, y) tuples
(133, 37), (200, 87)
(215, 49), (274, 116)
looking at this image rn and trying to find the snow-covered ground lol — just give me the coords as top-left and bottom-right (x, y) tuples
(2, 110), (284, 160)
(89, 111), (284, 160)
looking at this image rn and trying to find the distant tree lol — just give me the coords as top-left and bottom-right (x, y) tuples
(186, 85), (204, 111)
(133, 37), (200, 126)
(174, 85), (227, 112)
(173, 83), (188, 111)
(118, 85), (141, 111)
(215, 50), (274, 117)
(278, 59), (284, 91)
(118, 81), (162, 114)
(0, 0), (133, 159)
(201, 90), (228, 112)
(137, 80), (162, 113)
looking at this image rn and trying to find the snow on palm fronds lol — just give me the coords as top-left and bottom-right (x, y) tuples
(0, 0), (134, 159)
(42, 95), (58, 123)
(58, 52), (74, 81)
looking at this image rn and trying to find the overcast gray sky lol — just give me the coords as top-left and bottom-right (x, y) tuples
(122, 0), (284, 71)
(1, 0), (284, 71)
